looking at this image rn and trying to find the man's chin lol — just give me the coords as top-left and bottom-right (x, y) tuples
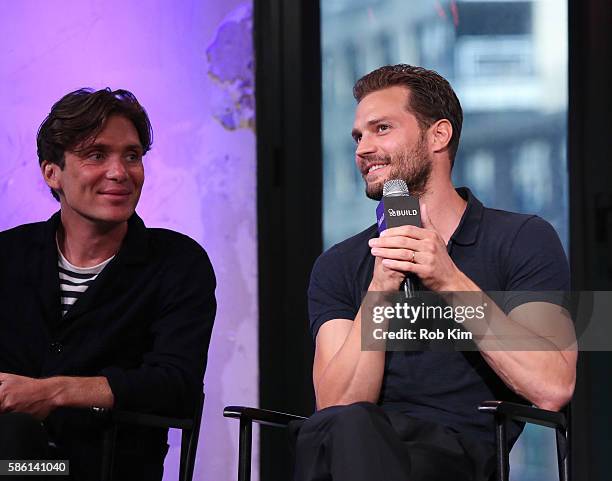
(87, 207), (136, 226)
(363, 178), (384, 201)
(365, 184), (383, 201)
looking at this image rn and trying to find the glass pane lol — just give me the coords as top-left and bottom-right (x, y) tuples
(321, 0), (568, 253)
(321, 1), (568, 480)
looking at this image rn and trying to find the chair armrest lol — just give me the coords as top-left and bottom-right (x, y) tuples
(223, 406), (306, 428)
(91, 407), (192, 430)
(478, 400), (566, 430)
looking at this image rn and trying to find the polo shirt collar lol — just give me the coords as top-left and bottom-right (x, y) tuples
(449, 187), (484, 246)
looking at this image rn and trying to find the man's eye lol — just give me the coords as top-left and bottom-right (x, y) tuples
(353, 135), (362, 144)
(377, 124), (390, 133)
(126, 153), (142, 162)
(88, 152), (104, 161)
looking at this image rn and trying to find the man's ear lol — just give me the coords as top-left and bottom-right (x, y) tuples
(429, 119), (453, 154)
(41, 161), (61, 191)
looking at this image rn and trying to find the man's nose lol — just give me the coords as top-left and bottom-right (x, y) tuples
(355, 134), (376, 158)
(106, 156), (129, 181)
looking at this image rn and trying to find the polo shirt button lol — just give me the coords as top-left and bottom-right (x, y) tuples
(49, 341), (63, 354)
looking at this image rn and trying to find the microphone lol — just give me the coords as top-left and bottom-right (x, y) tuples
(376, 179), (422, 298)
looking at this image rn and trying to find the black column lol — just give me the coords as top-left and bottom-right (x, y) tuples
(568, 1), (612, 480)
(255, 0), (321, 479)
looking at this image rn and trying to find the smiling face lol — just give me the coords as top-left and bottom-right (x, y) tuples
(42, 114), (145, 229)
(352, 86), (432, 200)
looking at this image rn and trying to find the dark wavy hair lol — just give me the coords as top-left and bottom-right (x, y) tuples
(37, 88), (153, 200)
(353, 64), (463, 167)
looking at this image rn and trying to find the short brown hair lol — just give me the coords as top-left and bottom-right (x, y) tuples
(353, 64), (463, 166)
(37, 88), (153, 201)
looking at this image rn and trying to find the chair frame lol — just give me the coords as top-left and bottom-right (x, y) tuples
(223, 406), (306, 481)
(224, 400), (570, 481)
(478, 400), (570, 481)
(93, 390), (205, 481)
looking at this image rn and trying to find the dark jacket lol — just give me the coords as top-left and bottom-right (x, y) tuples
(0, 212), (216, 480)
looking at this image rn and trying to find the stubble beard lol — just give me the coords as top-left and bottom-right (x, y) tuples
(363, 138), (432, 201)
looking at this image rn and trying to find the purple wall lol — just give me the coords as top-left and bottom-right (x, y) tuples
(0, 1), (258, 480)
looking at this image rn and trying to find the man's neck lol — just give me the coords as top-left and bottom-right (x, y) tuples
(57, 211), (128, 268)
(419, 176), (467, 245)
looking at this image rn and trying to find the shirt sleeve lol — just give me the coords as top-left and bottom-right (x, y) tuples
(501, 215), (570, 314)
(308, 246), (359, 340)
(100, 244), (216, 416)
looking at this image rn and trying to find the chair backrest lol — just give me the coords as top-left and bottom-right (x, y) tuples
(557, 403), (571, 481)
(486, 402), (571, 481)
(179, 390), (205, 481)
(99, 387), (206, 481)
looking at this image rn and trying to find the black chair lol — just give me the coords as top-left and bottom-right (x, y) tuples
(478, 400), (570, 481)
(224, 400), (570, 481)
(93, 389), (205, 481)
(223, 406), (306, 481)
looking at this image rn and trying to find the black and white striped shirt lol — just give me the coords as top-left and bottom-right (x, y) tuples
(57, 248), (114, 317)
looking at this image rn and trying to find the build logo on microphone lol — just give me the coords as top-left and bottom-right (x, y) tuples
(387, 208), (418, 217)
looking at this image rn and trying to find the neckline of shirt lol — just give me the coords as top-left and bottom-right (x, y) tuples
(56, 236), (115, 273)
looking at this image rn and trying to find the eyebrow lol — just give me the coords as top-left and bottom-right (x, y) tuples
(80, 143), (143, 152)
(122, 144), (144, 152)
(351, 117), (392, 138)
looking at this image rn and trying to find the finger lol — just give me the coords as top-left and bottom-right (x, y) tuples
(371, 247), (417, 261)
(379, 225), (429, 240)
(369, 236), (421, 250)
(381, 258), (425, 274)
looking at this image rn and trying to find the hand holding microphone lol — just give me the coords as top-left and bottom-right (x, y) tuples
(369, 179), (466, 293)
(374, 180), (421, 298)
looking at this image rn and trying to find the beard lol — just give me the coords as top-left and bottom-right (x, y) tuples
(363, 137), (432, 201)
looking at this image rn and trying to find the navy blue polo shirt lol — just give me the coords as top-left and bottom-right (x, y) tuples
(308, 187), (570, 447)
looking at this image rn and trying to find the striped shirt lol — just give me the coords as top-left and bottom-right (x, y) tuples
(57, 247), (114, 317)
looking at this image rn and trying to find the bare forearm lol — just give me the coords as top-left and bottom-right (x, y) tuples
(481, 349), (575, 411)
(315, 308), (386, 410)
(451, 273), (576, 411)
(45, 376), (115, 409)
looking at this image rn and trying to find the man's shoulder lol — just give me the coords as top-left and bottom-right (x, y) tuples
(0, 221), (46, 245)
(146, 227), (202, 247)
(129, 226), (216, 288)
(145, 227), (208, 258)
(0, 222), (48, 275)
(481, 206), (557, 243)
(482, 204), (535, 226)
(308, 224), (377, 335)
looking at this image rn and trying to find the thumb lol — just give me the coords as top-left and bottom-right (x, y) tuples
(420, 203), (438, 232)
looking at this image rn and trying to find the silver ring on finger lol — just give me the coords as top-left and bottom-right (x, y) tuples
(410, 250), (416, 263)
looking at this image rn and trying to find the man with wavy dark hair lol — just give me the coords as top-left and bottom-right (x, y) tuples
(295, 65), (575, 481)
(0, 88), (216, 481)
(36, 88), (154, 201)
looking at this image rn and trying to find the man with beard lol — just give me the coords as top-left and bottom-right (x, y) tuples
(293, 65), (575, 481)
(0, 88), (216, 481)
